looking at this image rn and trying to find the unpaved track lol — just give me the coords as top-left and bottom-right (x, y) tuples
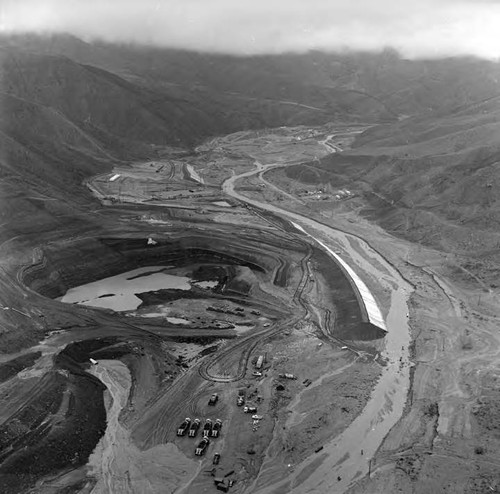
(88, 360), (200, 494)
(223, 166), (412, 493)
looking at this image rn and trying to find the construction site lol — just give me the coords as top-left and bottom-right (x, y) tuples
(2, 117), (498, 494)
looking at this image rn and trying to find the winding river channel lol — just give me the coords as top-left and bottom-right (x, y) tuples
(223, 165), (412, 493)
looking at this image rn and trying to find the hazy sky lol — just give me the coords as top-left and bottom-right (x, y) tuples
(2, 0), (500, 59)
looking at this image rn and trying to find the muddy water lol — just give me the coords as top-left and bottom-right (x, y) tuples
(88, 360), (200, 493)
(224, 169), (412, 493)
(58, 266), (191, 311)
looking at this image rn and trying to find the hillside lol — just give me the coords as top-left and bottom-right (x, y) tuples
(3, 33), (500, 494)
(2, 34), (500, 282)
(281, 93), (500, 287)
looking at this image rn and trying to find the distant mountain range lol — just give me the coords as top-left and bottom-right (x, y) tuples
(2, 33), (500, 280)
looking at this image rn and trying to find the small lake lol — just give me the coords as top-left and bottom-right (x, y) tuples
(59, 266), (192, 311)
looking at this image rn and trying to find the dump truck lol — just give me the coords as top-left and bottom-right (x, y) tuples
(208, 393), (219, 406)
(203, 419), (213, 437)
(188, 418), (201, 437)
(195, 437), (210, 456)
(177, 417), (191, 436)
(211, 419), (223, 438)
(237, 389), (246, 406)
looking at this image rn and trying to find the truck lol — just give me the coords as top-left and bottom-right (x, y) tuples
(188, 418), (201, 437)
(244, 406), (257, 414)
(211, 419), (223, 438)
(237, 389), (246, 406)
(177, 417), (191, 436)
(208, 393), (219, 406)
(278, 373), (297, 380)
(203, 419), (213, 438)
(195, 437), (210, 456)
(255, 355), (264, 369)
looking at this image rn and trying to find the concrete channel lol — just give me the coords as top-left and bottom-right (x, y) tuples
(223, 166), (412, 493)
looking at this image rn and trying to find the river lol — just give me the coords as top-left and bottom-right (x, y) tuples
(223, 164), (412, 493)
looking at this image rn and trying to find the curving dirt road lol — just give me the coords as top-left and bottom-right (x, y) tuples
(222, 164), (412, 493)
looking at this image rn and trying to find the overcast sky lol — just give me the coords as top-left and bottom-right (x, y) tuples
(1, 0), (500, 59)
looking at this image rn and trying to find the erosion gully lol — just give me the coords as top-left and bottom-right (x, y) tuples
(223, 164), (412, 493)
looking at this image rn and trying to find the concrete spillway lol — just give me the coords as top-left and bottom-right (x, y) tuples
(291, 221), (386, 331)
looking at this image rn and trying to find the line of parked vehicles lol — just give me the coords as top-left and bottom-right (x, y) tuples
(177, 417), (224, 455)
(176, 392), (223, 456)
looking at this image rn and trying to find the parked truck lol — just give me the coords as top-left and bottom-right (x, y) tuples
(203, 419), (213, 438)
(177, 417), (191, 436)
(278, 373), (297, 380)
(188, 418), (201, 437)
(211, 419), (223, 438)
(195, 437), (210, 456)
(237, 389), (246, 406)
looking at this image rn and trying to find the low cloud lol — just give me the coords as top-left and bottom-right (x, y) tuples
(2, 0), (500, 59)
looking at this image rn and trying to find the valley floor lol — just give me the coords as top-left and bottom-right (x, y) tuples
(1, 123), (498, 494)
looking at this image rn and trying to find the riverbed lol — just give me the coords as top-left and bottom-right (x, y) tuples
(223, 162), (412, 494)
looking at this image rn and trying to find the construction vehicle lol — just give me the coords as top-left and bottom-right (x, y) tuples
(216, 481), (229, 492)
(211, 419), (223, 438)
(208, 393), (219, 406)
(177, 417), (191, 436)
(195, 437), (210, 456)
(279, 373), (297, 380)
(203, 419), (213, 437)
(237, 389), (246, 406)
(188, 418), (201, 437)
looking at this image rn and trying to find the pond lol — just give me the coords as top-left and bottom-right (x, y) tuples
(58, 266), (192, 311)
